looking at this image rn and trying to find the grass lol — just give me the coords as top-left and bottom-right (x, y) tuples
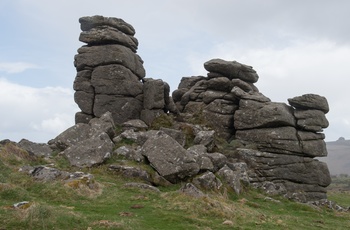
(1, 143), (350, 229)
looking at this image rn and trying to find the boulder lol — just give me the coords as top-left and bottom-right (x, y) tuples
(114, 146), (144, 162)
(91, 64), (143, 96)
(31, 166), (70, 182)
(205, 152), (227, 172)
(79, 26), (138, 52)
(140, 131), (199, 183)
(231, 86), (270, 102)
(63, 132), (114, 167)
(234, 100), (296, 129)
(192, 171), (222, 190)
(74, 91), (94, 114)
(109, 165), (151, 182)
(74, 44), (145, 78)
(93, 95), (143, 124)
(288, 94), (329, 114)
(17, 139), (52, 157)
(193, 130), (215, 152)
(143, 79), (165, 110)
(79, 15), (136, 36)
(49, 123), (92, 150)
(122, 119), (148, 131)
(204, 59), (259, 83)
(217, 165), (242, 194)
(160, 127), (186, 147)
(179, 183), (206, 198)
(231, 78), (258, 92)
(294, 109), (329, 132)
(236, 148), (331, 200)
(73, 70), (93, 93)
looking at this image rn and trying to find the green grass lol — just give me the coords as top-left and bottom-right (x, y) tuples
(1, 143), (350, 229)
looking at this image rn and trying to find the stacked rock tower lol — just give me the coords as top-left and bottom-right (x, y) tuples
(73, 15), (176, 125)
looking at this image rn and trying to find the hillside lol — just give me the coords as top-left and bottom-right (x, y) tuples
(1, 142), (350, 229)
(321, 138), (350, 175)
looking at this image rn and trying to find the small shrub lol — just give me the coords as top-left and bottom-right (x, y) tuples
(150, 114), (174, 130)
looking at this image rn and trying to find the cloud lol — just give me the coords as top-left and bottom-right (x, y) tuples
(0, 62), (39, 74)
(0, 78), (78, 143)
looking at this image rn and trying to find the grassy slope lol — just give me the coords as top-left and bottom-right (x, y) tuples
(1, 143), (350, 230)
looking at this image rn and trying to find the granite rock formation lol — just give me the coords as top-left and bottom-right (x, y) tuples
(74, 15), (175, 126)
(4, 15), (332, 203)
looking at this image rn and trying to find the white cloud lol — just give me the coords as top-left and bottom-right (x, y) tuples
(0, 62), (39, 74)
(0, 78), (78, 143)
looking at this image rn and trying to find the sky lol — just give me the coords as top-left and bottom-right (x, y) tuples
(0, 0), (350, 143)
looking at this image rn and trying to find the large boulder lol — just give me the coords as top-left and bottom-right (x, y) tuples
(74, 44), (145, 78)
(288, 94), (329, 113)
(63, 132), (114, 167)
(204, 59), (259, 83)
(141, 131), (200, 183)
(79, 26), (138, 52)
(17, 139), (52, 157)
(91, 64), (143, 96)
(234, 100), (296, 129)
(79, 15), (136, 36)
(93, 95), (143, 124)
(294, 109), (329, 132)
(236, 148), (331, 201)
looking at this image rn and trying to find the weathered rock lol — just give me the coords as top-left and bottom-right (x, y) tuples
(91, 64), (143, 96)
(294, 109), (329, 132)
(235, 127), (328, 157)
(234, 100), (296, 129)
(75, 112), (94, 124)
(31, 166), (70, 182)
(217, 165), (242, 194)
(73, 70), (93, 93)
(74, 91), (94, 114)
(141, 131), (199, 183)
(236, 148), (331, 200)
(143, 79), (165, 110)
(79, 26), (138, 52)
(122, 119), (148, 131)
(89, 111), (116, 138)
(288, 94), (329, 114)
(160, 127), (186, 147)
(226, 162), (250, 186)
(231, 78), (259, 92)
(17, 139), (52, 157)
(192, 171), (222, 190)
(75, 44), (145, 78)
(179, 183), (206, 198)
(94, 95), (143, 124)
(206, 77), (234, 92)
(204, 59), (259, 83)
(79, 15), (136, 36)
(109, 165), (151, 182)
(63, 132), (114, 167)
(205, 152), (227, 172)
(49, 123), (92, 150)
(231, 86), (270, 102)
(193, 130), (215, 152)
(204, 99), (238, 116)
(114, 146), (144, 162)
